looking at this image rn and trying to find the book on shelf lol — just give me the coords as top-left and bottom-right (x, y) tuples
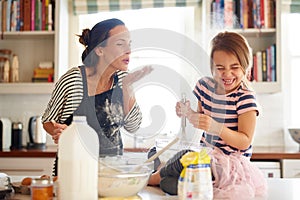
(32, 66), (54, 82)
(0, 0), (55, 32)
(2, 0), (7, 32)
(6, 0), (11, 31)
(252, 44), (276, 83)
(30, 0), (34, 30)
(23, 0), (30, 30)
(33, 67), (54, 75)
(252, 54), (257, 82)
(261, 50), (267, 81)
(210, 0), (276, 29)
(256, 51), (262, 82)
(224, 0), (234, 29)
(32, 77), (52, 82)
(19, 0), (24, 31)
(0, 1), (2, 32)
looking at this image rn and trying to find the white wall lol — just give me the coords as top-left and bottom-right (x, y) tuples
(0, 94), (55, 146)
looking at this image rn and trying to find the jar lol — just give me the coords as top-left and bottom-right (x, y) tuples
(30, 178), (53, 200)
(10, 122), (23, 150)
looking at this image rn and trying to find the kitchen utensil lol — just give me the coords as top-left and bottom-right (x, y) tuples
(146, 136), (179, 163)
(27, 116), (47, 149)
(10, 122), (23, 150)
(0, 117), (12, 150)
(101, 137), (179, 174)
(180, 93), (187, 143)
(132, 137), (180, 173)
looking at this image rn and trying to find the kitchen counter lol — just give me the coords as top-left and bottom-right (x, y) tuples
(6, 178), (300, 200)
(251, 146), (300, 160)
(1, 146), (300, 160)
(0, 146), (57, 158)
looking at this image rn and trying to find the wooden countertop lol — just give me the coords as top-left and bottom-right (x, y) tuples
(1, 146), (300, 160)
(251, 146), (300, 160)
(0, 146), (57, 158)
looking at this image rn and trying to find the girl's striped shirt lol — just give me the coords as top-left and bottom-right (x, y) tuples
(193, 77), (259, 157)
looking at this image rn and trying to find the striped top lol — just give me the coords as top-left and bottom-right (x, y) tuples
(42, 67), (142, 133)
(193, 77), (259, 157)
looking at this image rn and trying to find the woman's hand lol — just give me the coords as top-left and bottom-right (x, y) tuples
(43, 120), (67, 144)
(122, 66), (153, 114)
(122, 65), (153, 87)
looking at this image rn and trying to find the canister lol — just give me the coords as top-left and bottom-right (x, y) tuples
(31, 178), (53, 200)
(10, 122), (23, 150)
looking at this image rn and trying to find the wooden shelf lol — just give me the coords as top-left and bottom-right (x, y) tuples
(1, 31), (55, 39)
(225, 28), (276, 37)
(0, 83), (54, 94)
(252, 81), (281, 94)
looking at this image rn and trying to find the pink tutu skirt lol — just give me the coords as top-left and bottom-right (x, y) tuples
(210, 148), (268, 199)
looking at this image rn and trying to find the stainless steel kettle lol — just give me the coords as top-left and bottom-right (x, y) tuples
(27, 116), (47, 149)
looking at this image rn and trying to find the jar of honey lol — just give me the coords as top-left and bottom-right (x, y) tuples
(30, 178), (53, 200)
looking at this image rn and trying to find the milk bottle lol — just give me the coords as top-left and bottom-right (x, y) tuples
(58, 116), (99, 200)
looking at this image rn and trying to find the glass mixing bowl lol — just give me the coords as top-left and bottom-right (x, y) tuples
(98, 154), (153, 198)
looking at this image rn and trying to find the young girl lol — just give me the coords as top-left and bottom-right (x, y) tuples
(149, 31), (267, 199)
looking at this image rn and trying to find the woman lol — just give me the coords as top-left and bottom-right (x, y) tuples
(42, 18), (152, 175)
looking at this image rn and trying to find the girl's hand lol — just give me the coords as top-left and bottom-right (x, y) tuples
(175, 100), (191, 117)
(186, 112), (223, 136)
(50, 120), (67, 144)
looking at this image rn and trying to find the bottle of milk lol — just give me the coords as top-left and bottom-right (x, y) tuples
(58, 116), (99, 200)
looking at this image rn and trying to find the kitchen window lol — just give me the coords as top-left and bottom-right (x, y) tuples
(76, 7), (199, 148)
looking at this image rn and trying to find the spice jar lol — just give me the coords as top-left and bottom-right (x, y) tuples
(30, 178), (53, 200)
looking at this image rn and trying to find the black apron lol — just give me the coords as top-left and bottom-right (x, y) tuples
(53, 66), (124, 176)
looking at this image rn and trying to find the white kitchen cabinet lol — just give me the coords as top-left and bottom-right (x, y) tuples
(252, 161), (281, 178)
(282, 159), (300, 178)
(201, 0), (281, 93)
(0, 0), (68, 94)
(0, 157), (55, 176)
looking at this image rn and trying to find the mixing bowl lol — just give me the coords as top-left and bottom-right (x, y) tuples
(98, 155), (153, 198)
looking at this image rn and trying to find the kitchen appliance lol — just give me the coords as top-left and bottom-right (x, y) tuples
(27, 116), (47, 149)
(10, 122), (23, 150)
(0, 118), (12, 150)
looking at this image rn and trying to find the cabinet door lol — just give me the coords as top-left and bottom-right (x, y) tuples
(0, 158), (55, 176)
(282, 159), (300, 178)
